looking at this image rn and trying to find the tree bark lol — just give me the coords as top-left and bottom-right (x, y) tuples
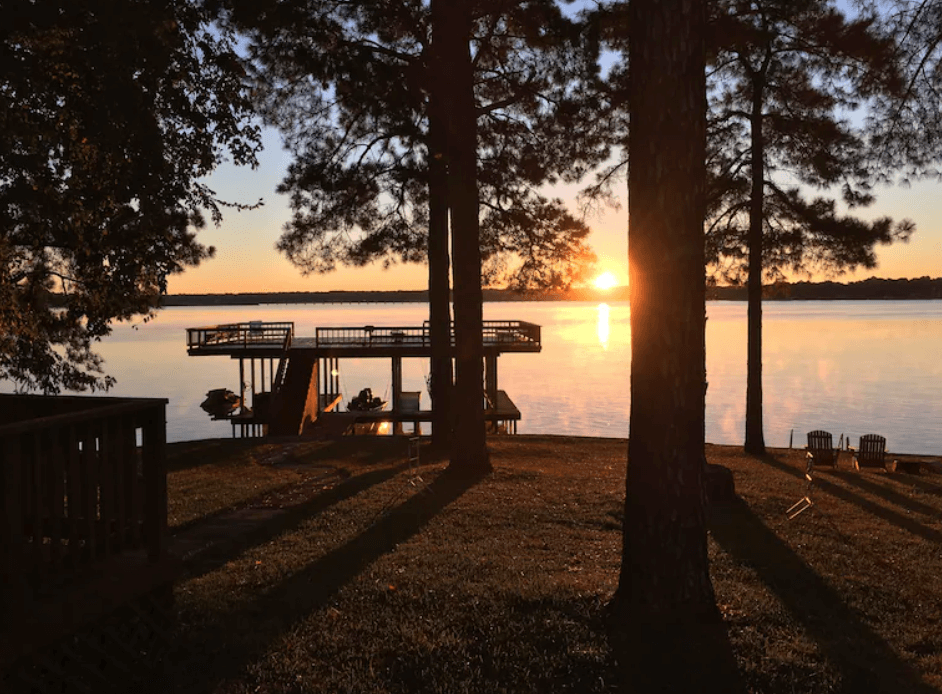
(426, 21), (454, 451)
(435, 0), (490, 474)
(612, 0), (739, 689)
(744, 76), (766, 455)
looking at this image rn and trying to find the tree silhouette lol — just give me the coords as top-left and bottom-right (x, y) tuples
(870, 0), (942, 175)
(584, 1), (916, 455)
(610, 0), (741, 690)
(0, 0), (260, 393)
(432, 0), (489, 472)
(706, 0), (913, 454)
(232, 0), (605, 459)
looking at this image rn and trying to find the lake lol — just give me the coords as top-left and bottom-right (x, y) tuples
(28, 300), (942, 455)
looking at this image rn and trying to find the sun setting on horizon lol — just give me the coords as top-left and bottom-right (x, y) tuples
(593, 271), (619, 290)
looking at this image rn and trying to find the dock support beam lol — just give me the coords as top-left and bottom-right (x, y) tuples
(392, 356), (403, 434)
(391, 357), (403, 411)
(239, 358), (246, 410)
(485, 353), (498, 408)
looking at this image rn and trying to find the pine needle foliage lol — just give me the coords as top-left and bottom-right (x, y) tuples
(705, 0), (915, 285)
(869, 0), (942, 178)
(229, 0), (609, 291)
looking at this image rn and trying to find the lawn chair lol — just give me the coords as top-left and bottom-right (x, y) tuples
(787, 454), (815, 519)
(852, 434), (887, 470)
(396, 391), (421, 436)
(806, 430), (840, 467)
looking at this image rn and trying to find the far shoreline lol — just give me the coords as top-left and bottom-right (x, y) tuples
(161, 276), (942, 307)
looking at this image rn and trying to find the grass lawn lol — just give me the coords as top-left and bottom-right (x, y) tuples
(164, 436), (942, 693)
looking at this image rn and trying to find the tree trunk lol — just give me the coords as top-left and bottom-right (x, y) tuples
(744, 77), (766, 455)
(435, 0), (490, 474)
(427, 25), (454, 451)
(612, 0), (739, 689)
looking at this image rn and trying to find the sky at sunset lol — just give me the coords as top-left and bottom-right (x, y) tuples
(168, 128), (942, 295)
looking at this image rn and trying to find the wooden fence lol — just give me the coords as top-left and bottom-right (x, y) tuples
(0, 395), (169, 616)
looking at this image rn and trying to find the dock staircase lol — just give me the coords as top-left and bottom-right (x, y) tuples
(267, 353), (318, 436)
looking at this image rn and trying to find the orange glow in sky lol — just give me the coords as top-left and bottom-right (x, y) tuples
(168, 129), (942, 295)
(594, 271), (619, 290)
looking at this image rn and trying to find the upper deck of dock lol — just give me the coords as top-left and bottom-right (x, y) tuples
(186, 320), (542, 358)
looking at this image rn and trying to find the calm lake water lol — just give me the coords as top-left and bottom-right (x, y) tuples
(28, 300), (942, 455)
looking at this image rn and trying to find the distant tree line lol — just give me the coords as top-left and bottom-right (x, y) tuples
(157, 276), (942, 307)
(708, 276), (942, 300)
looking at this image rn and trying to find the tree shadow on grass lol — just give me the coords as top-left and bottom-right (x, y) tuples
(302, 435), (416, 466)
(888, 471), (942, 498)
(826, 469), (941, 519)
(167, 435), (412, 473)
(382, 595), (620, 694)
(710, 495), (936, 694)
(170, 467), (486, 694)
(606, 603), (744, 694)
(762, 454), (942, 545)
(174, 460), (411, 581)
(166, 439), (261, 472)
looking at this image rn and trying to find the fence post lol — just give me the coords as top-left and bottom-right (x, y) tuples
(1, 434), (25, 617)
(142, 404), (168, 562)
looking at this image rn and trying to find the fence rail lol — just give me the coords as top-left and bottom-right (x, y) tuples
(186, 321), (294, 352)
(0, 395), (169, 612)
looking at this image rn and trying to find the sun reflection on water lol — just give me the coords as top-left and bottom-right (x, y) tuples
(597, 303), (610, 349)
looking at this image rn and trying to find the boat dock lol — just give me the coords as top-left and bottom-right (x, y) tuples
(185, 320), (541, 437)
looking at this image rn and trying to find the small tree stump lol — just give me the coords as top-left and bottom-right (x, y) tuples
(896, 461), (923, 475)
(704, 463), (737, 506)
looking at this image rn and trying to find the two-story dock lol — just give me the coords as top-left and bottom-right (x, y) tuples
(185, 320), (541, 437)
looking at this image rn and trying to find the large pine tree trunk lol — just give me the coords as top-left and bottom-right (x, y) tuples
(745, 80), (766, 455)
(426, 32), (454, 451)
(613, 0), (738, 689)
(435, 0), (490, 474)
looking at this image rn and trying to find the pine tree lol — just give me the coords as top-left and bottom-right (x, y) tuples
(612, 0), (741, 689)
(585, 1), (915, 455)
(706, 0), (914, 454)
(239, 1), (602, 286)
(230, 0), (607, 460)
(432, 0), (490, 473)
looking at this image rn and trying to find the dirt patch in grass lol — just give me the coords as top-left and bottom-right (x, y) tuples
(164, 436), (942, 693)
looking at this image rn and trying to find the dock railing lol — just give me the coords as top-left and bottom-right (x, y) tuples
(0, 395), (169, 614)
(481, 320), (541, 348)
(186, 321), (294, 352)
(315, 325), (429, 347)
(315, 320), (541, 349)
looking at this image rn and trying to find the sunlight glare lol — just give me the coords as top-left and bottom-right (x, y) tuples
(594, 271), (618, 290)
(597, 303), (610, 349)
